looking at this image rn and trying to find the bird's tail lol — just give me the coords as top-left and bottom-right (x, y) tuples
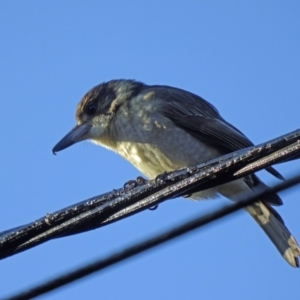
(245, 202), (300, 267)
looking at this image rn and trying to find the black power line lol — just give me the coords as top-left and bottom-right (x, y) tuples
(1, 129), (300, 299)
(5, 173), (300, 300)
(1, 129), (300, 259)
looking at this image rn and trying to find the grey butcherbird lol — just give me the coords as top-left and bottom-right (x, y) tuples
(53, 79), (300, 267)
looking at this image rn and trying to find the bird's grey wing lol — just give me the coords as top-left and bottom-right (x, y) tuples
(151, 86), (283, 205)
(149, 85), (254, 151)
(163, 102), (252, 152)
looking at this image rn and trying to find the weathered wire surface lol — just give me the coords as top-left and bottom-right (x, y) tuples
(0, 128), (300, 260)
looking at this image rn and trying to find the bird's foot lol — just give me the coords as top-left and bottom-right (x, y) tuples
(155, 172), (169, 184)
(123, 180), (137, 191)
(123, 176), (148, 192)
(136, 176), (147, 185)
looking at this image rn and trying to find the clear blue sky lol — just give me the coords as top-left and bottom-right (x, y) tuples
(1, 1), (300, 299)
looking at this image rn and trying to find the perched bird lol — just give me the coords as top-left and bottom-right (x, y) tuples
(53, 79), (300, 267)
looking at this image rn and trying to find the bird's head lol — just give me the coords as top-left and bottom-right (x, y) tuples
(52, 79), (143, 154)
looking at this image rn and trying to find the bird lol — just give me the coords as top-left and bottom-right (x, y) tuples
(52, 79), (300, 267)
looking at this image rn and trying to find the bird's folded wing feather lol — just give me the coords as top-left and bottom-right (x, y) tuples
(152, 86), (284, 181)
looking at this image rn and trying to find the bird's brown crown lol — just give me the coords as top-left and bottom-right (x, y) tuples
(75, 80), (144, 124)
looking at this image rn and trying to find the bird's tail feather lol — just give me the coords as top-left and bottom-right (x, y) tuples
(245, 202), (300, 267)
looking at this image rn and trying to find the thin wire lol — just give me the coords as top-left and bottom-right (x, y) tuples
(5, 173), (300, 300)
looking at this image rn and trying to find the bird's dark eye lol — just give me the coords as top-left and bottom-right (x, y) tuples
(85, 102), (97, 116)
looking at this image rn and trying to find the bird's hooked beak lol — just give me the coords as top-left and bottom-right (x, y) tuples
(52, 122), (91, 154)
